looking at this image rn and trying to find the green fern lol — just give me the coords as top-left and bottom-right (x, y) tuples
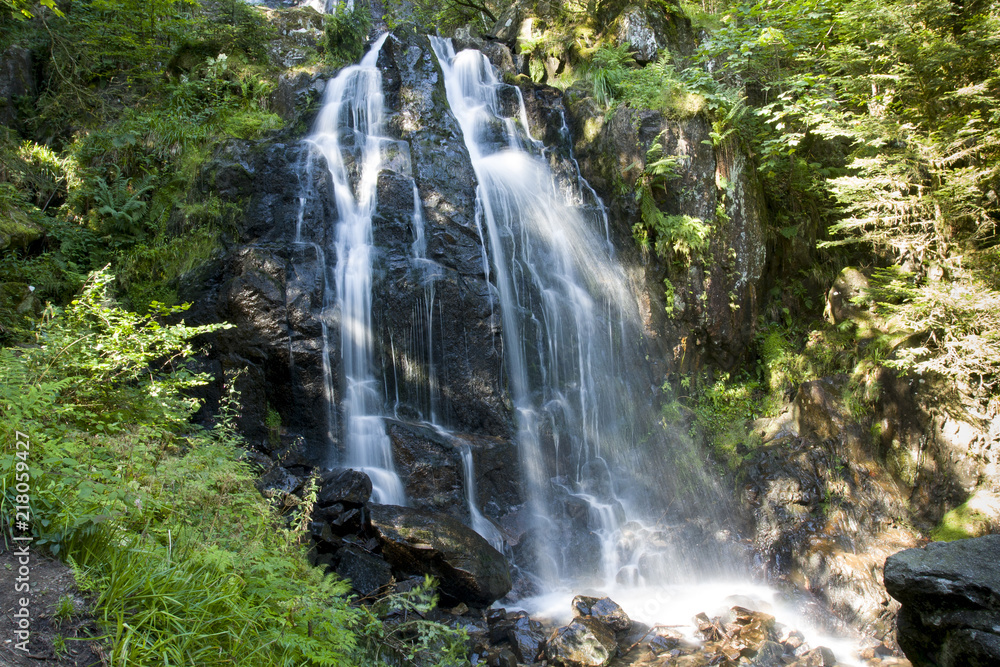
(92, 175), (155, 239)
(582, 44), (636, 107)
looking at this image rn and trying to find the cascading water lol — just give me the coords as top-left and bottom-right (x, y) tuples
(429, 37), (740, 596)
(302, 33), (406, 505)
(285, 31), (870, 660)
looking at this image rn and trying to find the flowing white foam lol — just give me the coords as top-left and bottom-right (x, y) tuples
(306, 33), (405, 505)
(514, 584), (864, 666)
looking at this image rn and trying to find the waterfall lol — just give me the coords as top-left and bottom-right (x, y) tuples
(430, 38), (738, 593)
(303, 33), (406, 505)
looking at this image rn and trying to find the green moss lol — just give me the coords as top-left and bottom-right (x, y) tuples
(931, 501), (992, 541)
(0, 204), (43, 251)
(885, 441), (918, 486)
(221, 110), (284, 140)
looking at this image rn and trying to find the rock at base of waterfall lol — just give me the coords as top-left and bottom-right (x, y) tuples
(884, 535), (1000, 667)
(317, 468), (372, 506)
(750, 640), (787, 665)
(368, 503), (512, 606)
(333, 544), (392, 596)
(785, 646), (839, 666)
(545, 616), (618, 667)
(728, 606), (776, 656)
(507, 616), (547, 663)
(482, 647), (518, 667)
(571, 595), (632, 633)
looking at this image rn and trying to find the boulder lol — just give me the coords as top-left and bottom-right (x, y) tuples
(507, 616), (547, 663)
(318, 468), (373, 506)
(333, 544), (393, 596)
(545, 616), (618, 667)
(369, 504), (512, 606)
(824, 267), (869, 324)
(572, 595), (631, 633)
(614, 5), (662, 63)
(884, 535), (1000, 667)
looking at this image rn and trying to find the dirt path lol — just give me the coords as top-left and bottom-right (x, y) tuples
(0, 544), (105, 667)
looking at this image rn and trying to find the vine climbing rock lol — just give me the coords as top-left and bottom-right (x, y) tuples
(368, 504), (512, 606)
(884, 535), (1000, 667)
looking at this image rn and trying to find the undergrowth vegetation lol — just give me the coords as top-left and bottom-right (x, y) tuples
(0, 270), (467, 665)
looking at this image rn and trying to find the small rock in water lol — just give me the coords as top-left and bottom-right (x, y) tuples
(546, 616), (617, 667)
(694, 612), (725, 642)
(507, 616), (546, 663)
(788, 646), (838, 666)
(484, 646), (518, 667)
(783, 629), (806, 650)
(644, 625), (685, 653)
(572, 595), (632, 632)
(749, 640), (787, 666)
(729, 606), (776, 656)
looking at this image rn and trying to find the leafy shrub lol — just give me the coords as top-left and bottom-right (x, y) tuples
(324, 1), (372, 68)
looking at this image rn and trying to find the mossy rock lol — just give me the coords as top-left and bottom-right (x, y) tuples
(932, 490), (1000, 541)
(0, 208), (43, 251)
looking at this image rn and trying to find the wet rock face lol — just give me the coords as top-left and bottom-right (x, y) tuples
(385, 420), (521, 524)
(369, 503), (512, 606)
(387, 421), (466, 519)
(375, 33), (513, 439)
(743, 387), (919, 640)
(884, 535), (1000, 667)
(545, 616), (617, 667)
(567, 101), (767, 373)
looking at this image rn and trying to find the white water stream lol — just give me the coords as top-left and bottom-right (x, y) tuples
(304, 33), (406, 505)
(288, 30), (869, 663)
(426, 38), (866, 664)
(429, 36), (735, 591)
